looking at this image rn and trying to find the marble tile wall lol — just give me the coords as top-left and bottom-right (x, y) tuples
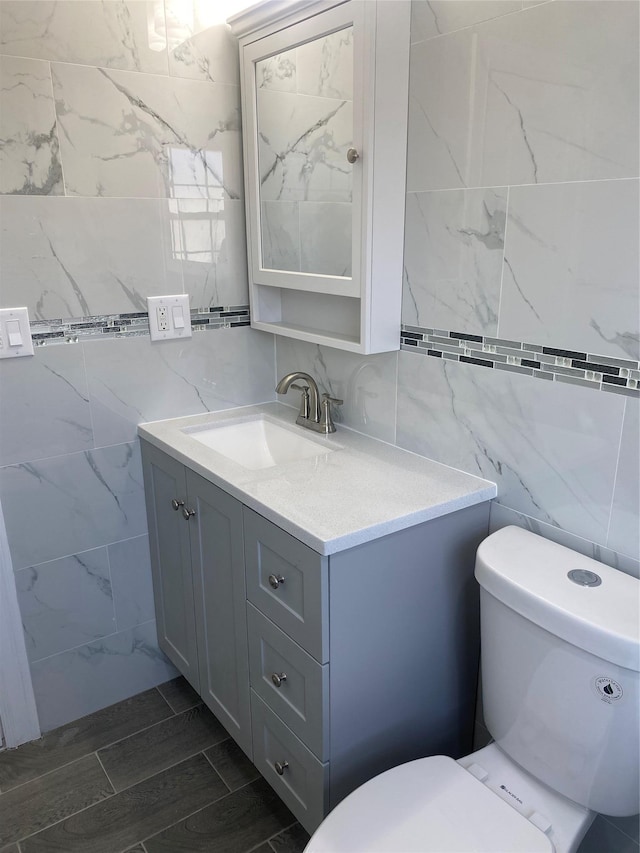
(0, 0), (275, 731)
(277, 0), (640, 575)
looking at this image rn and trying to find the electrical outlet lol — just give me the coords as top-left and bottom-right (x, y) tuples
(157, 306), (169, 331)
(147, 295), (192, 341)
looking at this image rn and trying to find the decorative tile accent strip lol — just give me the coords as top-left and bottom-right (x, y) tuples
(29, 307), (251, 345)
(401, 325), (640, 399)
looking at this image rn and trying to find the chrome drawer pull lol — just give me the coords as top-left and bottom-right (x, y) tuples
(182, 507), (196, 521)
(271, 672), (287, 688)
(274, 760), (289, 776)
(268, 574), (285, 589)
(171, 498), (185, 511)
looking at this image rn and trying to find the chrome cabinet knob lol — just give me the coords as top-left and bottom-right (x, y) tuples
(271, 672), (287, 688)
(346, 147), (360, 164)
(171, 499), (185, 511)
(268, 574), (285, 589)
(274, 760), (289, 776)
(182, 507), (196, 521)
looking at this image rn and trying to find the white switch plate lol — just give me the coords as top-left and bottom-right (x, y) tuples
(0, 307), (34, 359)
(147, 295), (192, 341)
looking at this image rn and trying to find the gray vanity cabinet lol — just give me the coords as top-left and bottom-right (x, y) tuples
(141, 439), (490, 834)
(141, 441), (252, 758)
(141, 443), (200, 692)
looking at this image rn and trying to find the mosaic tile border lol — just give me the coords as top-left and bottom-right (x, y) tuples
(29, 307), (251, 345)
(401, 325), (640, 399)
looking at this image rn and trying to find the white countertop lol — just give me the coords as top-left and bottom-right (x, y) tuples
(138, 403), (496, 555)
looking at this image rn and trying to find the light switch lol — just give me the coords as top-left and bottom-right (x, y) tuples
(147, 295), (192, 341)
(172, 306), (185, 329)
(7, 320), (23, 347)
(0, 307), (34, 359)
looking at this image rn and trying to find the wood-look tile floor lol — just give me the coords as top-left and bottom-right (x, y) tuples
(0, 678), (310, 853)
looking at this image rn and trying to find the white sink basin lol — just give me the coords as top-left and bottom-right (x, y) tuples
(184, 416), (336, 470)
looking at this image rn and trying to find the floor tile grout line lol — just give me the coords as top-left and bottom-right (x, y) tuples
(140, 774), (271, 849)
(94, 737), (232, 798)
(15, 750), (231, 849)
(94, 751), (116, 794)
(0, 702), (176, 795)
(201, 744), (234, 793)
(243, 818), (300, 853)
(154, 684), (199, 716)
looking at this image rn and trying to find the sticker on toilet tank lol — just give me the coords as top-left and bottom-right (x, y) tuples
(592, 676), (623, 704)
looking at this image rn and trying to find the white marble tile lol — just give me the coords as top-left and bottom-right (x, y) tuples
(489, 503), (640, 580)
(30, 620), (177, 732)
(396, 352), (625, 545)
(0, 442), (147, 570)
(0, 196), (184, 319)
(176, 197), (248, 308)
(0, 1), (169, 74)
(402, 188), (506, 334)
(296, 27), (353, 99)
(261, 201), (300, 272)
(168, 11), (240, 86)
(51, 63), (242, 199)
(407, 1), (639, 191)
(0, 345), (92, 466)
(109, 535), (155, 632)
(256, 49), (297, 93)
(410, 0), (521, 43)
(608, 400), (640, 562)
(275, 337), (398, 444)
(258, 89), (352, 202)
(16, 548), (116, 662)
(0, 56), (63, 196)
(499, 179), (639, 360)
(300, 202), (352, 277)
(84, 328), (275, 447)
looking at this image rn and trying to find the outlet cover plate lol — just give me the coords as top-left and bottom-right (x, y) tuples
(0, 307), (34, 359)
(147, 295), (192, 341)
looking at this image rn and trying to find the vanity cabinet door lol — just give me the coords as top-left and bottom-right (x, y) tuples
(187, 470), (252, 759)
(141, 441), (200, 691)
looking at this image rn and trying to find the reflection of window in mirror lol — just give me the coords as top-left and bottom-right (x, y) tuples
(255, 28), (354, 278)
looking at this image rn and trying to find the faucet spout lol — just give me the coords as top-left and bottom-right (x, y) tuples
(275, 371), (321, 423)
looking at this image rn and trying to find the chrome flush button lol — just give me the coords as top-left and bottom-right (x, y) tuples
(568, 569), (602, 587)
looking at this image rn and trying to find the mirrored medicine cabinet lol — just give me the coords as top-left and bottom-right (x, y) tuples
(228, 0), (410, 353)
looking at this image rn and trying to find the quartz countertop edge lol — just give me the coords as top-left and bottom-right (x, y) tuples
(138, 403), (497, 555)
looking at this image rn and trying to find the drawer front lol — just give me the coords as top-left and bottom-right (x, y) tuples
(244, 509), (329, 662)
(251, 691), (328, 835)
(248, 604), (328, 761)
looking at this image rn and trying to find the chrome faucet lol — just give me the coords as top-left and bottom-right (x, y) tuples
(275, 371), (343, 434)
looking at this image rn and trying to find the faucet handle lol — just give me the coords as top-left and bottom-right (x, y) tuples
(290, 383), (310, 420)
(319, 393), (343, 434)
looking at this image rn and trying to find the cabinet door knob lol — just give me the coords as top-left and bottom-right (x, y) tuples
(171, 499), (185, 511)
(182, 507), (196, 520)
(274, 760), (289, 776)
(268, 574), (285, 589)
(271, 672), (287, 688)
(346, 147), (360, 164)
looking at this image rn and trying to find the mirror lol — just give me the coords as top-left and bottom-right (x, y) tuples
(255, 26), (354, 279)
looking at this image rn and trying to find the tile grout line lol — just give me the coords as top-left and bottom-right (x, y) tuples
(139, 773), (284, 849)
(154, 684), (199, 716)
(0, 695), (176, 795)
(201, 745), (234, 794)
(94, 751), (117, 793)
(14, 750), (232, 848)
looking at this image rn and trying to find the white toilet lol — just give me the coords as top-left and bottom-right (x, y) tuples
(305, 526), (640, 853)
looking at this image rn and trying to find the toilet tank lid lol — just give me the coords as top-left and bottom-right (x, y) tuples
(475, 527), (640, 671)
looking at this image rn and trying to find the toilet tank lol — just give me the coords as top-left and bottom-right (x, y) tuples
(475, 526), (639, 817)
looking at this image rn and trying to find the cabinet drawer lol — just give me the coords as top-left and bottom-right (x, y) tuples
(248, 604), (328, 761)
(244, 509), (329, 663)
(251, 691), (328, 834)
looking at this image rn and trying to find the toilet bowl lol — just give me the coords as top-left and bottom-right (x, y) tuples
(304, 527), (640, 853)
